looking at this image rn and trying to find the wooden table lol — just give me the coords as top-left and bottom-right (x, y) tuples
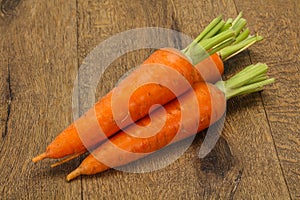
(0, 0), (299, 199)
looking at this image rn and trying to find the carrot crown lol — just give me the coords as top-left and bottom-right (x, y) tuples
(215, 63), (275, 100)
(182, 12), (263, 65)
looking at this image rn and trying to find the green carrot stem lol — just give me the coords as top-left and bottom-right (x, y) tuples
(202, 20), (226, 40)
(226, 18), (233, 24)
(246, 74), (269, 85)
(199, 29), (235, 50)
(208, 38), (236, 55)
(231, 18), (247, 35)
(225, 79), (275, 99)
(182, 43), (207, 65)
(183, 15), (223, 53)
(181, 12), (261, 65)
(192, 15), (223, 41)
(219, 35), (263, 61)
(184, 30), (235, 65)
(225, 64), (268, 88)
(215, 63), (275, 100)
(233, 28), (250, 44)
(232, 12), (243, 27)
(218, 18), (233, 33)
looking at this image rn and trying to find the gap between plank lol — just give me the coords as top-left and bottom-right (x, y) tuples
(229, 169), (244, 200)
(75, 0), (84, 199)
(259, 92), (292, 200)
(3, 61), (12, 139)
(245, 38), (292, 200)
(227, 3), (247, 199)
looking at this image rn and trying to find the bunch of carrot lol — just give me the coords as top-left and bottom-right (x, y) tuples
(67, 63), (274, 180)
(32, 13), (274, 181)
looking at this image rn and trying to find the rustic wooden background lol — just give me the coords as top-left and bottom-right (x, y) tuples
(0, 0), (299, 199)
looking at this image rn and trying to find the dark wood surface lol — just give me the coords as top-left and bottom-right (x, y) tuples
(0, 0), (299, 199)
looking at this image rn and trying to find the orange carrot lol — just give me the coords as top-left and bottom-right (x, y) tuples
(66, 82), (224, 179)
(66, 63), (275, 181)
(32, 13), (260, 163)
(33, 48), (200, 161)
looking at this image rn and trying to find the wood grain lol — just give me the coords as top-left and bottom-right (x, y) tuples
(0, 0), (298, 199)
(222, 56), (290, 199)
(233, 0), (300, 199)
(0, 0), (81, 199)
(74, 0), (291, 199)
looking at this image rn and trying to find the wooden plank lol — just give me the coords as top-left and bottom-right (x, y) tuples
(76, 0), (183, 198)
(233, 0), (300, 199)
(173, 0), (290, 198)
(222, 57), (290, 199)
(0, 0), (295, 199)
(75, 0), (290, 199)
(0, 0), (81, 199)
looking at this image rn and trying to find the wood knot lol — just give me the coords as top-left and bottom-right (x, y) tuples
(0, 0), (21, 16)
(199, 136), (234, 177)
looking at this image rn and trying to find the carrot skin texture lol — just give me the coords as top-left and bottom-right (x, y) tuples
(194, 53), (224, 83)
(67, 82), (226, 180)
(35, 48), (224, 161)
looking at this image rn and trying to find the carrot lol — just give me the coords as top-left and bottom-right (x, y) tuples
(32, 13), (261, 163)
(66, 63), (275, 181)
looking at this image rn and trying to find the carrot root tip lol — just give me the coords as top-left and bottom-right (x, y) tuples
(32, 152), (47, 163)
(66, 168), (82, 182)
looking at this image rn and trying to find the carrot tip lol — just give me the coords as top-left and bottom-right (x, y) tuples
(51, 162), (62, 168)
(32, 152), (47, 163)
(66, 168), (82, 182)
